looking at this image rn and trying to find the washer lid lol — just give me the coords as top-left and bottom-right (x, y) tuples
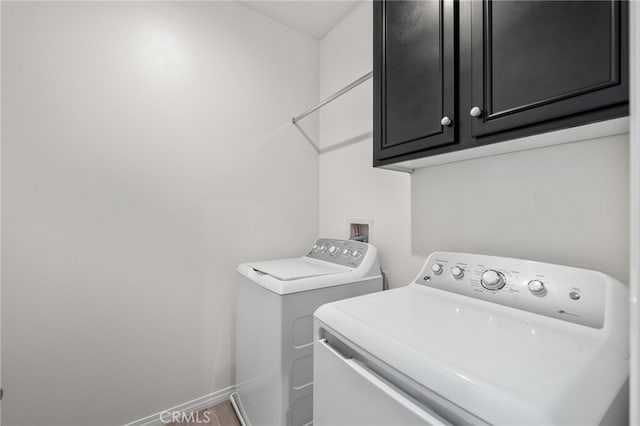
(315, 284), (628, 425)
(325, 285), (593, 393)
(247, 258), (348, 281)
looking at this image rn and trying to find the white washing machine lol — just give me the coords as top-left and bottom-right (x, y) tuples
(232, 238), (383, 426)
(314, 252), (629, 425)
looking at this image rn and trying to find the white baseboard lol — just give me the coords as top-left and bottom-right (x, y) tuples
(124, 385), (236, 426)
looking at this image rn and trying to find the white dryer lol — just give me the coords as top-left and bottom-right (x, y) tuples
(233, 239), (382, 426)
(314, 252), (629, 425)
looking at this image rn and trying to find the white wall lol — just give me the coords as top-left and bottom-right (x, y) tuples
(411, 134), (629, 282)
(319, 2), (629, 290)
(319, 2), (424, 287)
(1, 2), (319, 425)
(628, 2), (639, 422)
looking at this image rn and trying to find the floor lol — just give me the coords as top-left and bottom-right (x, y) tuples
(169, 400), (242, 426)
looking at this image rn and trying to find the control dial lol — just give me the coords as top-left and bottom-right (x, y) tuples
(528, 280), (546, 296)
(328, 245), (339, 256)
(481, 270), (506, 290)
(451, 266), (464, 279)
(431, 263), (443, 275)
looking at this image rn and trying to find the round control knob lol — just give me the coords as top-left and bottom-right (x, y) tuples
(431, 263), (443, 275)
(352, 250), (362, 259)
(319, 245), (326, 253)
(470, 106), (483, 117)
(312, 244), (320, 252)
(528, 280), (546, 296)
(342, 248), (350, 257)
(481, 270), (506, 290)
(328, 245), (338, 256)
(451, 266), (464, 279)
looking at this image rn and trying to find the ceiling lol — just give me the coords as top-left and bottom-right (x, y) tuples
(238, 1), (361, 40)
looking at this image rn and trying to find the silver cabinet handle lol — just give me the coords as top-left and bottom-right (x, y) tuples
(440, 116), (452, 126)
(470, 106), (482, 117)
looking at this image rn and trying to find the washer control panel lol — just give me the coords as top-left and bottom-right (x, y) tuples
(417, 252), (606, 328)
(306, 238), (369, 268)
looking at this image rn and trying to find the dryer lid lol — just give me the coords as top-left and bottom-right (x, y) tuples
(247, 258), (348, 281)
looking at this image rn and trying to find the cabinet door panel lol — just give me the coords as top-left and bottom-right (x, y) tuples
(470, 0), (627, 137)
(385, 1), (442, 145)
(374, 0), (456, 162)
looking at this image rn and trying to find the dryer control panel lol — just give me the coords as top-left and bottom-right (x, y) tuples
(306, 239), (369, 269)
(416, 252), (611, 329)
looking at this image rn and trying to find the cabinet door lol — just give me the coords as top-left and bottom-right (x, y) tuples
(374, 0), (456, 163)
(470, 0), (628, 137)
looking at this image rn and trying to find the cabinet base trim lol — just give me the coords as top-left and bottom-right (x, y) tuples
(383, 117), (629, 170)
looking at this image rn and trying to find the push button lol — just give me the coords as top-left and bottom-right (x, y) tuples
(569, 291), (581, 300)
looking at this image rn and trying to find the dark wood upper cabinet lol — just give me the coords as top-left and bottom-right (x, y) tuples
(374, 0), (456, 163)
(470, 0), (628, 137)
(373, 0), (629, 168)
